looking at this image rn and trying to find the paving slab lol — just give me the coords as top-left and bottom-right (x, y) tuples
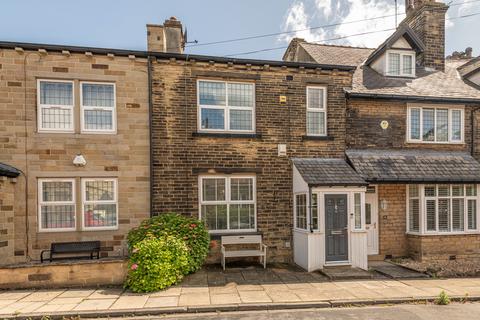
(321, 266), (374, 280)
(88, 288), (124, 299)
(110, 295), (149, 309)
(370, 261), (429, 279)
(73, 298), (117, 311)
(57, 289), (95, 298)
(238, 290), (272, 303)
(178, 293), (210, 306)
(210, 293), (241, 305)
(144, 296), (179, 308)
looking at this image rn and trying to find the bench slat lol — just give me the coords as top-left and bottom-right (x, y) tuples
(221, 235), (262, 245)
(224, 250), (265, 257)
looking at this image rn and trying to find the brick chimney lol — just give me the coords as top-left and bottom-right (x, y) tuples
(404, 0), (448, 71)
(147, 17), (185, 53)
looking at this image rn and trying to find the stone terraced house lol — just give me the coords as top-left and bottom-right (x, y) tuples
(1, 0), (480, 275)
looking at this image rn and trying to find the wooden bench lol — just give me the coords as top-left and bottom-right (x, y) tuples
(221, 235), (267, 270)
(40, 241), (101, 263)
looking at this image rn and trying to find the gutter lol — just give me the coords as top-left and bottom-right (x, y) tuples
(345, 91), (480, 104)
(147, 56), (154, 217)
(0, 41), (357, 71)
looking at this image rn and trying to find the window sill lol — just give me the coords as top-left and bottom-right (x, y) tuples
(302, 135), (334, 141)
(406, 140), (465, 145)
(193, 132), (262, 139)
(407, 231), (480, 236)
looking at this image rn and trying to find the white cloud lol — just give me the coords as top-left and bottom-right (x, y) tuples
(280, 0), (407, 48)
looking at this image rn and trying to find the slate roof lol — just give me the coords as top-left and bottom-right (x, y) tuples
(292, 158), (367, 186)
(346, 149), (480, 183)
(299, 43), (374, 67)
(457, 56), (480, 78)
(346, 60), (480, 102)
(0, 162), (20, 178)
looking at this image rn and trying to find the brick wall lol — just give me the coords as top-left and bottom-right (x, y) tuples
(150, 58), (353, 263)
(408, 234), (480, 261)
(0, 48), (150, 263)
(0, 177), (17, 265)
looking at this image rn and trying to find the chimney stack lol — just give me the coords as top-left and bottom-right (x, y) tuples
(147, 17), (185, 53)
(404, 0), (448, 71)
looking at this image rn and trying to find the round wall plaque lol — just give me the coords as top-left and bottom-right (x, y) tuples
(380, 120), (389, 130)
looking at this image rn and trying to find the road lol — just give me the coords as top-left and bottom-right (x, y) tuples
(119, 303), (480, 320)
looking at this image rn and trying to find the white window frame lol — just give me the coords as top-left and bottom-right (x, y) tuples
(197, 79), (255, 133)
(294, 193), (308, 230)
(198, 175), (256, 233)
(407, 105), (464, 144)
(38, 178), (76, 232)
(306, 86), (327, 136)
(37, 79), (75, 133)
(80, 81), (117, 134)
(81, 178), (119, 231)
(406, 184), (480, 235)
(386, 50), (416, 77)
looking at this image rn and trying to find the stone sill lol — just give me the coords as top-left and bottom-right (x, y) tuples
(301, 135), (334, 141)
(192, 132), (262, 139)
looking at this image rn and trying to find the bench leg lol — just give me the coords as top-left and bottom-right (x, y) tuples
(222, 255), (225, 271)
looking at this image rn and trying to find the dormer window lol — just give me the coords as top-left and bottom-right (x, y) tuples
(387, 50), (415, 77)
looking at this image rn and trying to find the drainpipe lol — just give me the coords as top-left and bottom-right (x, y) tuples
(471, 107), (480, 157)
(308, 186), (313, 233)
(147, 55), (154, 217)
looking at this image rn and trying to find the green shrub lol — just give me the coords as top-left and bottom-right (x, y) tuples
(435, 291), (451, 305)
(125, 236), (189, 293)
(127, 213), (210, 274)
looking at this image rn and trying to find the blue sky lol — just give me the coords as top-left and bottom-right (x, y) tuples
(0, 0), (478, 60)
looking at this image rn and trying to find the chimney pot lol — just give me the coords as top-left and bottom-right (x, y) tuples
(147, 17), (185, 53)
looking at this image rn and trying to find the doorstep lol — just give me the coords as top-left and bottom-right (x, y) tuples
(319, 266), (374, 280)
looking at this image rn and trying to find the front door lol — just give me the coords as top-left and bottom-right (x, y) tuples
(365, 187), (379, 255)
(325, 194), (348, 262)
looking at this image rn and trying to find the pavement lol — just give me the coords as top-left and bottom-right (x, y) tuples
(118, 302), (480, 320)
(1, 264), (480, 319)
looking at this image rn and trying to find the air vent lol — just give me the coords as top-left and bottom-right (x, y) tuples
(286, 75), (294, 81)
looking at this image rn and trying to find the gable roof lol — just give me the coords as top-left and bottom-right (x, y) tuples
(364, 25), (425, 66)
(298, 43), (374, 67)
(292, 158), (367, 187)
(0, 162), (20, 178)
(457, 56), (480, 79)
(346, 149), (480, 183)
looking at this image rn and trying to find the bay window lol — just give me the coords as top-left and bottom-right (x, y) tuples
(198, 80), (255, 133)
(408, 106), (464, 143)
(407, 184), (479, 234)
(199, 175), (256, 232)
(306, 86), (327, 136)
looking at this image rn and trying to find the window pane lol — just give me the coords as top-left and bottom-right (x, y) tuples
(388, 53), (400, 75)
(468, 199), (477, 230)
(201, 204), (227, 230)
(410, 109), (421, 140)
(296, 194), (307, 229)
(365, 203), (372, 225)
(201, 108), (225, 129)
(452, 185), (464, 197)
(41, 205), (75, 229)
(202, 178), (225, 201)
(466, 185), (477, 196)
(312, 194), (318, 230)
(40, 81), (72, 105)
(199, 81), (226, 106)
(229, 110), (252, 131)
(426, 199), (436, 231)
(307, 111), (325, 135)
(84, 110), (113, 130)
(452, 198), (464, 232)
(451, 110), (462, 141)
(41, 107), (72, 129)
(409, 185), (419, 198)
(354, 193), (361, 229)
(409, 198), (420, 232)
(438, 185), (450, 197)
(307, 88), (324, 109)
(84, 204), (117, 227)
(424, 185), (436, 197)
(438, 198), (450, 232)
(422, 109), (435, 141)
(42, 181), (73, 202)
(403, 55), (413, 75)
(228, 83), (253, 107)
(229, 204), (255, 230)
(82, 83), (114, 107)
(230, 178), (253, 201)
(85, 180), (115, 201)
(436, 109), (448, 142)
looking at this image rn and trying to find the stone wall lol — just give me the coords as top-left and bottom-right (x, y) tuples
(0, 48), (150, 264)
(0, 259), (126, 289)
(0, 177), (17, 265)
(150, 58), (353, 263)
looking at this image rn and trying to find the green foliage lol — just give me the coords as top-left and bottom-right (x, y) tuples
(435, 290), (451, 305)
(125, 236), (189, 293)
(127, 213), (210, 274)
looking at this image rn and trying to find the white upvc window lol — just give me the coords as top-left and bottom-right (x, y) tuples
(38, 179), (76, 232)
(80, 82), (116, 133)
(81, 178), (118, 230)
(386, 50), (415, 77)
(306, 86), (327, 136)
(37, 79), (74, 132)
(407, 184), (479, 234)
(295, 193), (308, 230)
(197, 80), (255, 133)
(199, 175), (256, 233)
(407, 106), (464, 144)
